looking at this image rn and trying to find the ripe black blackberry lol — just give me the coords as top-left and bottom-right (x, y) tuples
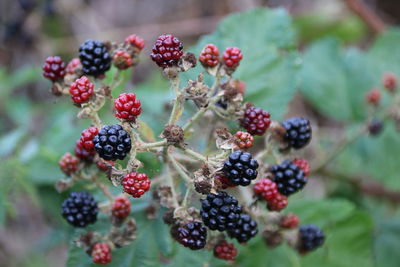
(61, 192), (98, 227)
(171, 221), (207, 250)
(150, 34), (183, 68)
(298, 225), (325, 252)
(79, 40), (111, 77)
(271, 160), (307, 196)
(281, 117), (312, 149)
(227, 214), (258, 243)
(223, 150), (259, 186)
(201, 191), (242, 231)
(368, 119), (384, 136)
(93, 124), (131, 161)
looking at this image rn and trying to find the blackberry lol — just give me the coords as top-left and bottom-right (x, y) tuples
(114, 93), (142, 121)
(59, 152), (79, 176)
(79, 40), (111, 77)
(91, 243), (112, 265)
(93, 124), (131, 161)
(365, 88), (381, 106)
(227, 214), (258, 243)
(112, 195), (131, 219)
(234, 131), (254, 149)
(281, 117), (312, 149)
(125, 34), (145, 50)
(253, 178), (278, 202)
(240, 105), (271, 136)
(150, 34), (183, 68)
(199, 44), (219, 68)
(42, 56), (66, 81)
(79, 127), (99, 152)
(222, 47), (243, 69)
(271, 160), (307, 196)
(214, 240), (237, 261)
(223, 150), (259, 186)
(61, 192), (98, 227)
(113, 50), (133, 70)
(121, 172), (151, 198)
(280, 213), (299, 229)
(171, 221), (207, 250)
(201, 191), (242, 231)
(74, 140), (96, 162)
(69, 76), (94, 104)
(368, 119), (384, 136)
(298, 225), (325, 252)
(267, 193), (288, 211)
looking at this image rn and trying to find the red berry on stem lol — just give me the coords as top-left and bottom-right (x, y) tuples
(122, 172), (151, 198)
(281, 213), (299, 229)
(75, 140), (96, 162)
(96, 159), (115, 172)
(214, 240), (238, 261)
(114, 93), (142, 121)
(150, 34), (183, 68)
(66, 58), (81, 75)
(69, 76), (94, 104)
(382, 72), (397, 93)
(234, 131), (254, 149)
(253, 178), (278, 202)
(42, 56), (66, 81)
(199, 44), (219, 68)
(222, 47), (243, 69)
(125, 34), (145, 50)
(240, 105), (271, 136)
(112, 195), (131, 219)
(292, 158), (310, 176)
(113, 50), (133, 70)
(267, 193), (288, 211)
(365, 88), (381, 106)
(59, 152), (79, 176)
(91, 243), (112, 265)
(79, 127), (99, 152)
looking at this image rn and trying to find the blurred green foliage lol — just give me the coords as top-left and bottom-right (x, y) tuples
(1, 7), (400, 267)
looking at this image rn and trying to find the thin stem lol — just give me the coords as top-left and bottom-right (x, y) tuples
(90, 111), (102, 128)
(168, 76), (184, 125)
(166, 164), (180, 208)
(168, 155), (192, 183)
(139, 140), (167, 149)
(178, 146), (208, 162)
(182, 107), (207, 132)
(181, 185), (193, 208)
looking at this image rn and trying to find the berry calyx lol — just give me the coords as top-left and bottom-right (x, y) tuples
(121, 172), (151, 198)
(201, 191), (242, 231)
(292, 158), (311, 176)
(365, 88), (381, 106)
(298, 225), (325, 253)
(112, 195), (131, 219)
(96, 159), (115, 172)
(150, 34), (183, 68)
(42, 56), (66, 81)
(253, 178), (279, 202)
(281, 117), (312, 149)
(199, 44), (219, 68)
(214, 240), (237, 261)
(66, 58), (81, 75)
(114, 93), (142, 121)
(93, 124), (132, 161)
(222, 47), (243, 69)
(234, 131), (254, 149)
(91, 243), (112, 265)
(227, 214), (258, 243)
(280, 213), (299, 229)
(79, 127), (99, 152)
(59, 152), (80, 176)
(267, 193), (288, 211)
(240, 105), (271, 136)
(223, 150), (259, 186)
(171, 221), (207, 250)
(61, 191), (98, 227)
(271, 160), (307, 196)
(125, 34), (145, 50)
(79, 39), (111, 77)
(74, 140), (96, 162)
(69, 76), (95, 104)
(382, 72), (397, 93)
(113, 50), (133, 70)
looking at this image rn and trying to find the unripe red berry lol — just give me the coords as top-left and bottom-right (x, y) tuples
(199, 44), (219, 68)
(253, 178), (278, 202)
(292, 158), (310, 176)
(91, 243), (112, 265)
(240, 105), (271, 136)
(79, 127), (99, 152)
(112, 195), (131, 219)
(66, 58), (81, 75)
(113, 50), (133, 70)
(267, 193), (288, 211)
(214, 240), (238, 261)
(125, 34), (145, 50)
(74, 140), (96, 162)
(150, 34), (183, 68)
(215, 173), (236, 189)
(281, 213), (299, 229)
(69, 76), (94, 104)
(42, 56), (66, 81)
(59, 152), (79, 176)
(234, 131), (254, 149)
(96, 159), (115, 172)
(222, 47), (243, 69)
(382, 72), (397, 93)
(365, 88), (381, 106)
(122, 172), (151, 198)
(114, 93), (142, 121)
